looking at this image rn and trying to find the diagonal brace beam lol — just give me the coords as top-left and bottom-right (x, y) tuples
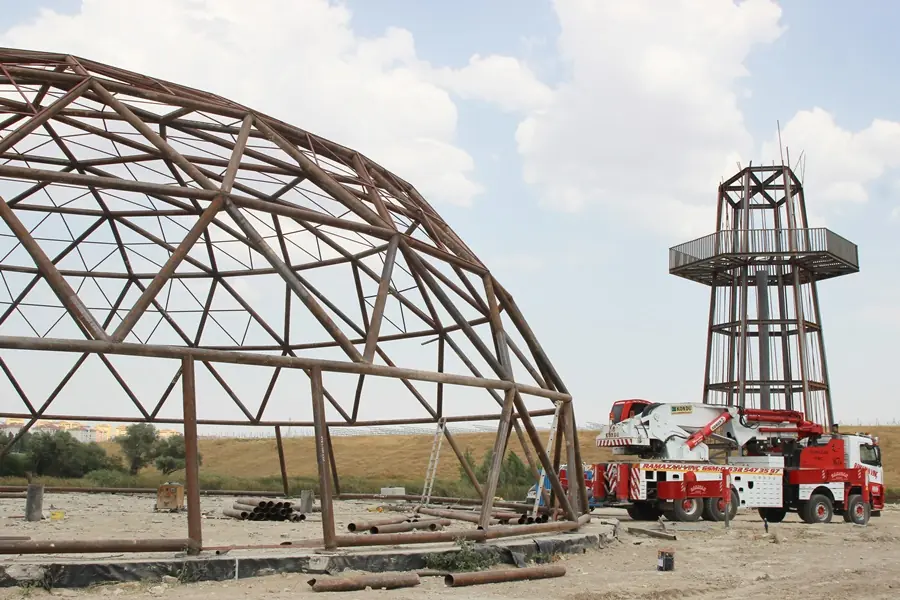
(253, 118), (389, 229)
(0, 77), (92, 155)
(0, 196), (109, 341)
(363, 235), (399, 362)
(110, 113), (253, 342)
(111, 195), (223, 342)
(221, 198), (364, 363)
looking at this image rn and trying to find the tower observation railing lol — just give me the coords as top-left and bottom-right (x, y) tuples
(669, 228), (859, 272)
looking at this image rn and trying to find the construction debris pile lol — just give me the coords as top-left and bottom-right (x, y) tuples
(223, 497), (306, 522)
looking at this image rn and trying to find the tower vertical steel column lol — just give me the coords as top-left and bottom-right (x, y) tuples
(668, 164), (860, 428)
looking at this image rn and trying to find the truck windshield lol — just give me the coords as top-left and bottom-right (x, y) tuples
(860, 444), (881, 467)
(611, 404), (624, 423)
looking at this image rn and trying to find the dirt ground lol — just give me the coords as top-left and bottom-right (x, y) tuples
(0, 493), (476, 550)
(1, 502), (899, 599)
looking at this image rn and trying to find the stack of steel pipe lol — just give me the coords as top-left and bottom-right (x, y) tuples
(224, 497), (306, 522)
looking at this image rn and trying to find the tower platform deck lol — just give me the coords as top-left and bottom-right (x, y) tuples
(669, 227), (859, 286)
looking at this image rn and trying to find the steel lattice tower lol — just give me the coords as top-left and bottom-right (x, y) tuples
(669, 164), (860, 428)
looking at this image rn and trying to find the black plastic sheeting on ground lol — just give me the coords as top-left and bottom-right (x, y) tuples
(0, 528), (615, 589)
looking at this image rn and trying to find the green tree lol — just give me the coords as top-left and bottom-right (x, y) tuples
(474, 449), (533, 488)
(24, 431), (120, 478)
(458, 447), (477, 482)
(151, 434), (202, 476)
(116, 423), (159, 475)
(0, 449), (27, 477)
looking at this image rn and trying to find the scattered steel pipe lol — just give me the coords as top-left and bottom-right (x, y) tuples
(492, 510), (524, 521)
(334, 514), (590, 548)
(416, 507), (499, 525)
(307, 573), (420, 592)
(0, 538), (194, 555)
(232, 502), (261, 513)
(347, 514), (411, 533)
(223, 508), (249, 520)
(0, 492), (27, 499)
(444, 565), (566, 587)
(371, 518), (451, 534)
(339, 493), (549, 514)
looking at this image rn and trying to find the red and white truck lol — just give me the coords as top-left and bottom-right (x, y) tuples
(551, 400), (884, 525)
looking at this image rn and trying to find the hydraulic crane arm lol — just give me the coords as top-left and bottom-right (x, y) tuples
(685, 411), (733, 449)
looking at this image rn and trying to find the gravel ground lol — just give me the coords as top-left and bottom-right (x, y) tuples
(0, 493), (477, 550)
(0, 498), (898, 599)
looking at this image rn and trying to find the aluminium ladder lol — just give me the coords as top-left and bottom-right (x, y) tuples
(419, 417), (446, 507)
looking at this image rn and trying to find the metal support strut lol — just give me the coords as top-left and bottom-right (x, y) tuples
(531, 401), (563, 520)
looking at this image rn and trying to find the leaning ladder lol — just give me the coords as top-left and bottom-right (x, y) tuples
(419, 417), (446, 507)
(531, 401), (564, 519)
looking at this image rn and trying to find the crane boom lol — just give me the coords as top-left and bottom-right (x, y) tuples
(596, 402), (823, 461)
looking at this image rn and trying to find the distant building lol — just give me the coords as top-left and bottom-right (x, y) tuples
(113, 425), (129, 439)
(68, 427), (96, 443)
(158, 429), (180, 439)
(94, 424), (112, 442)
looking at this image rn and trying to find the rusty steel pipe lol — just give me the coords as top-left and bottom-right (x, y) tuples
(307, 573), (420, 592)
(371, 518), (451, 534)
(492, 510), (524, 521)
(444, 565), (566, 587)
(0, 334), (570, 403)
(235, 497), (273, 508)
(347, 514), (411, 533)
(416, 507), (499, 525)
(334, 514), (589, 548)
(338, 493), (550, 514)
(0, 538), (194, 555)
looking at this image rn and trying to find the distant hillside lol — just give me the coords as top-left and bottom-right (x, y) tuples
(101, 426), (898, 488)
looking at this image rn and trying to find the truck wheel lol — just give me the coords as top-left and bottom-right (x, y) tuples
(702, 489), (739, 521)
(802, 493), (833, 524)
(671, 498), (702, 522)
(757, 507), (787, 523)
(844, 494), (870, 525)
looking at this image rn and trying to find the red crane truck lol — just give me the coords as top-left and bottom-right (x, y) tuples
(550, 400), (884, 525)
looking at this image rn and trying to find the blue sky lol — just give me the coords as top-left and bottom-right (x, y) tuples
(0, 0), (896, 428)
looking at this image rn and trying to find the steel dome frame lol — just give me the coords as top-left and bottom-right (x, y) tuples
(0, 48), (588, 554)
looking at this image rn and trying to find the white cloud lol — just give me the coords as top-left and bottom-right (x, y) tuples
(0, 0), (483, 207)
(761, 108), (900, 223)
(437, 0), (900, 238)
(428, 54), (554, 114)
(505, 0), (786, 239)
